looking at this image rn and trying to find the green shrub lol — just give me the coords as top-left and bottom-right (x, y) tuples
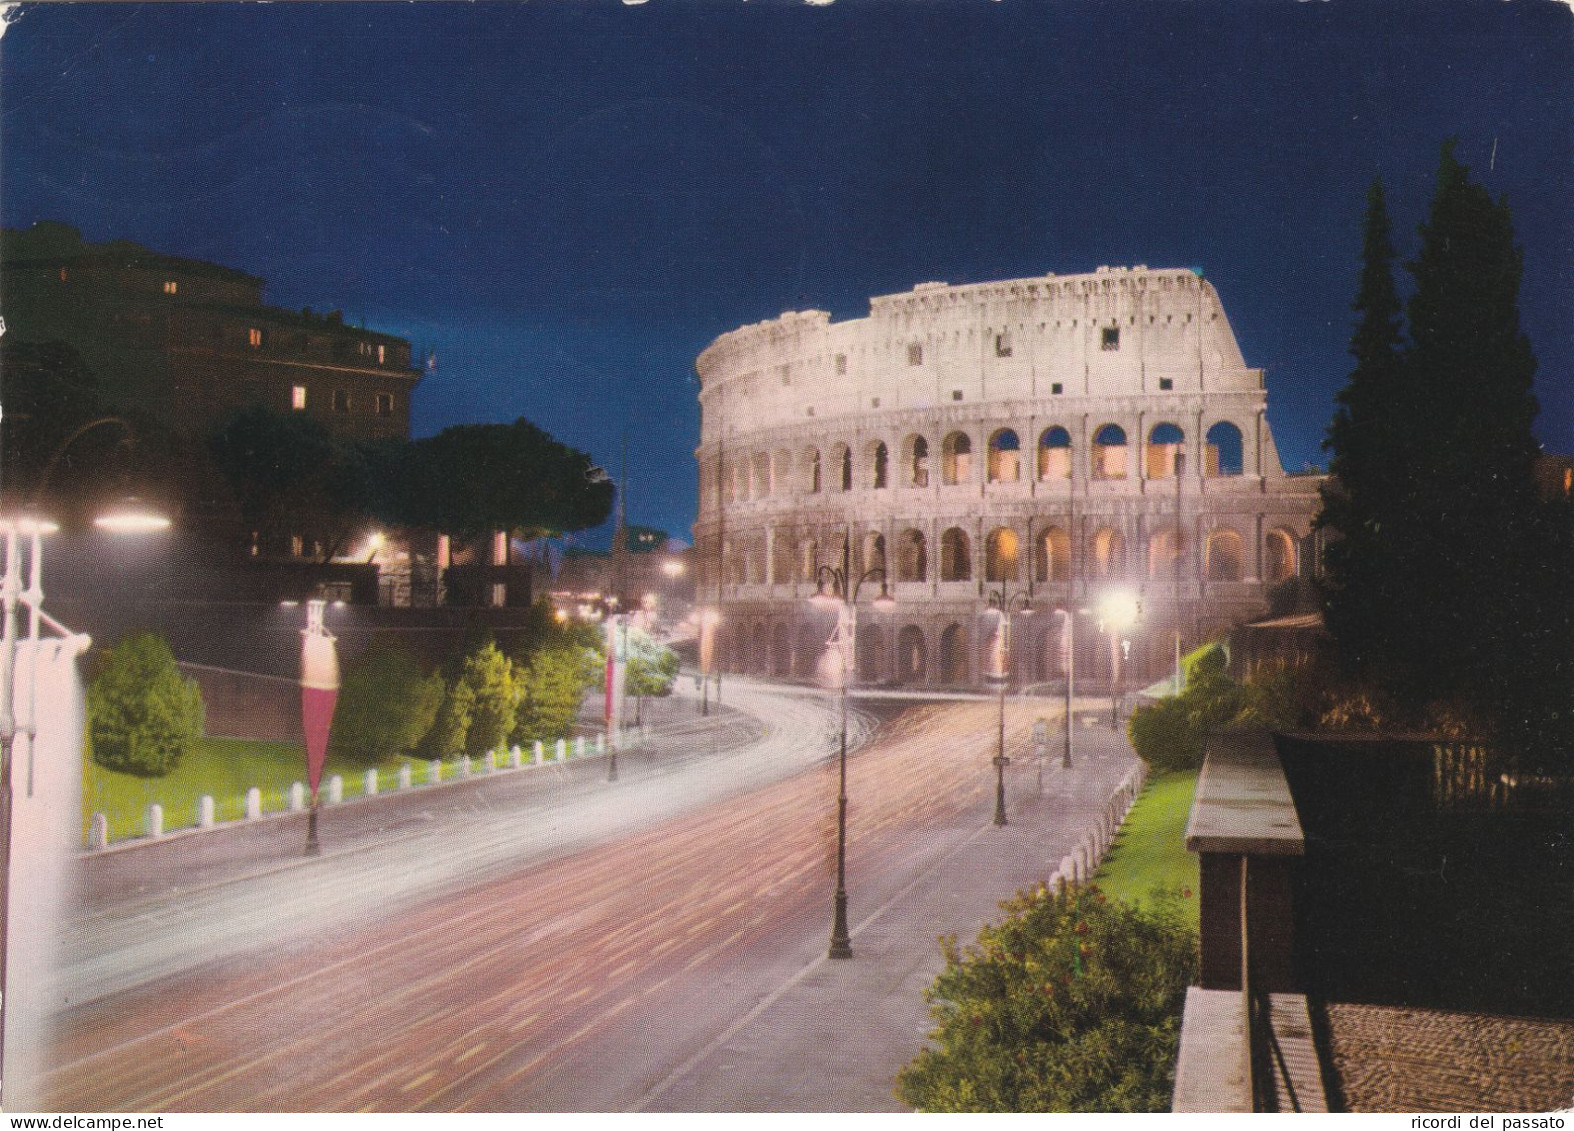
(86, 633), (205, 778)
(1127, 697), (1203, 771)
(460, 641), (520, 757)
(328, 643), (444, 764)
(513, 642), (598, 744)
(896, 884), (1197, 1112)
(624, 627), (680, 699)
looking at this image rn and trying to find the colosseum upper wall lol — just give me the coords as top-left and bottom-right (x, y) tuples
(692, 266), (1324, 691)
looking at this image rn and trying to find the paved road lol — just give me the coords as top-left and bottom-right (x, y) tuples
(41, 684), (1132, 1112)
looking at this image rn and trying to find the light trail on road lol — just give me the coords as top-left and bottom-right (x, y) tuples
(44, 697), (1083, 1112)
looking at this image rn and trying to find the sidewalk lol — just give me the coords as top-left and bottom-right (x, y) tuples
(637, 724), (1139, 1112)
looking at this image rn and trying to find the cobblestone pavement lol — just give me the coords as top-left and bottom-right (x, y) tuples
(1324, 1002), (1574, 1112)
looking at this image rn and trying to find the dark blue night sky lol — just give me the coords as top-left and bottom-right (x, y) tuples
(3, 0), (1569, 545)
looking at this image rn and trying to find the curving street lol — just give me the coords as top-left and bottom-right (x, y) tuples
(44, 680), (1134, 1112)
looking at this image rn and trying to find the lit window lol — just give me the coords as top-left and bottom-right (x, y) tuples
(290, 534), (304, 557)
(163, 280), (178, 295)
(377, 344), (386, 365)
(332, 389), (351, 413)
(59, 268), (68, 283)
(291, 386), (307, 410)
(908, 343), (923, 366)
(375, 392), (394, 417)
(249, 327), (263, 348)
(1101, 327), (1120, 351)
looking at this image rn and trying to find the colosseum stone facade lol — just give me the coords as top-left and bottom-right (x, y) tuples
(693, 265), (1324, 691)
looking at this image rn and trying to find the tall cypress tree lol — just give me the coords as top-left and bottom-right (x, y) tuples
(1321, 144), (1568, 765)
(1320, 179), (1412, 685)
(1402, 141), (1544, 728)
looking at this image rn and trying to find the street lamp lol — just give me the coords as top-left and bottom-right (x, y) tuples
(1097, 589), (1142, 730)
(985, 586), (1034, 827)
(24, 416), (171, 532)
(810, 536), (893, 960)
(1055, 607), (1078, 769)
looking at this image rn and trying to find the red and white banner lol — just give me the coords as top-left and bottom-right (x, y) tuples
(301, 602), (340, 797)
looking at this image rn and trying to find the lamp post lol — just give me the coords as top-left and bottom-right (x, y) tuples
(698, 607), (719, 717)
(1056, 606), (1076, 768)
(1097, 589), (1141, 730)
(811, 535), (893, 960)
(985, 586), (1034, 827)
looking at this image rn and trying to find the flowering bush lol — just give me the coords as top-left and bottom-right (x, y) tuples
(896, 883), (1197, 1112)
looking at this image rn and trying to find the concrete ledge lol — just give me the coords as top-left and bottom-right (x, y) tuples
(1173, 988), (1330, 1113)
(1185, 730), (1304, 856)
(1173, 986), (1251, 1112)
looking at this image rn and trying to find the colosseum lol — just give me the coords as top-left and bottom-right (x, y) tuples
(692, 265), (1324, 692)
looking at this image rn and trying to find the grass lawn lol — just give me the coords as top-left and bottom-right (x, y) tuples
(1094, 769), (1200, 926)
(82, 737), (410, 844)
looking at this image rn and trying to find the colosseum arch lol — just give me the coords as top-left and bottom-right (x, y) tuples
(1265, 527), (1298, 583)
(1035, 525), (1072, 582)
(897, 528), (927, 582)
(942, 432), (973, 485)
(856, 623), (885, 683)
(869, 440), (890, 489)
(1092, 424), (1128, 480)
(904, 434), (931, 487)
(1148, 527), (1185, 579)
(831, 443), (852, 493)
(940, 527), (972, 581)
(752, 451), (772, 497)
(798, 538), (819, 583)
(987, 429), (1021, 483)
(1091, 527), (1126, 579)
(1038, 426), (1072, 480)
(862, 531), (887, 577)
(1206, 527), (1246, 582)
(897, 625), (927, 683)
(985, 527), (1020, 582)
(1147, 422), (1184, 479)
(771, 531), (795, 584)
(803, 447), (822, 495)
(773, 449), (794, 493)
(939, 623), (967, 684)
(1206, 421), (1245, 477)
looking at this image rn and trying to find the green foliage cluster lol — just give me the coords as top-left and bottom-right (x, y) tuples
(1126, 646), (1295, 771)
(327, 643), (444, 765)
(622, 626), (681, 700)
(513, 641), (601, 744)
(1319, 143), (1574, 769)
(896, 884), (1197, 1113)
(414, 610), (603, 759)
(86, 633), (205, 778)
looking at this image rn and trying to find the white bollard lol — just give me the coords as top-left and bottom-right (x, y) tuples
(246, 787), (262, 820)
(459, 755), (472, 777)
(555, 739), (566, 763)
(509, 745), (522, 769)
(364, 768), (379, 797)
(328, 775), (343, 804)
(596, 733), (605, 756)
(534, 740), (545, 765)
(575, 736), (585, 759)
(147, 803), (164, 838)
(198, 794), (216, 829)
(89, 811), (109, 850)
(398, 763), (413, 790)
(484, 750), (495, 773)
(290, 782), (306, 811)
(429, 759), (442, 784)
